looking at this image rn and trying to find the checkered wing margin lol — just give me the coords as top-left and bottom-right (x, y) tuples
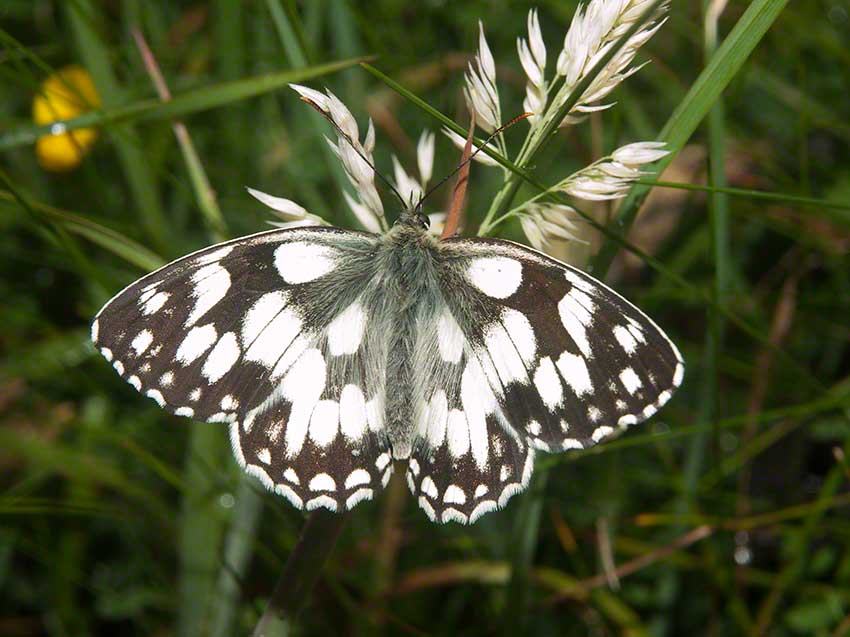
(92, 227), (393, 513)
(406, 236), (683, 524)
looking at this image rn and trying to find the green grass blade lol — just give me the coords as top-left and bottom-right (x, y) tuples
(0, 190), (165, 271)
(66, 0), (169, 252)
(591, 0), (792, 274)
(0, 57), (368, 152)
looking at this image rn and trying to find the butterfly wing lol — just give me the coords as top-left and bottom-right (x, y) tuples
(406, 236), (683, 523)
(406, 303), (534, 524)
(93, 226), (392, 512)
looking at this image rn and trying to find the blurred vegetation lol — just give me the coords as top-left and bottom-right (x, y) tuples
(2, 1), (849, 636)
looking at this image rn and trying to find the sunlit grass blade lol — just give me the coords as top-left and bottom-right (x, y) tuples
(0, 57), (369, 151)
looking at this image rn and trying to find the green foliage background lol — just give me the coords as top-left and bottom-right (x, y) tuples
(2, 1), (849, 635)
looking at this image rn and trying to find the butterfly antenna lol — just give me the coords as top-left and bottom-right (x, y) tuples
(419, 112), (533, 208)
(299, 97), (408, 209)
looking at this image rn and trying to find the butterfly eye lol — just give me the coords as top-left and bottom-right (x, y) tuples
(419, 213), (430, 229)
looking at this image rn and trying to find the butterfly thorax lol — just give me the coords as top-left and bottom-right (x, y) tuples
(371, 221), (445, 458)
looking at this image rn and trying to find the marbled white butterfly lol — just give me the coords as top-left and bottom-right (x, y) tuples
(92, 203), (683, 524)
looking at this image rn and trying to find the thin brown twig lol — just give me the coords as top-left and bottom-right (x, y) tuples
(130, 26), (226, 241)
(596, 517), (620, 590)
(386, 526), (713, 601)
(546, 525), (713, 604)
(441, 113), (475, 238)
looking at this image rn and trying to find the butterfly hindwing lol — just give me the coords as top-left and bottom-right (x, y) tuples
(406, 303), (534, 524)
(93, 226), (392, 512)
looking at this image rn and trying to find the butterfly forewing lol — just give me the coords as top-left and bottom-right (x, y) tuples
(442, 237), (683, 452)
(93, 226), (393, 512)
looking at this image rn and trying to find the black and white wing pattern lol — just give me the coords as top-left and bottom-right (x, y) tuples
(92, 227), (393, 513)
(406, 236), (683, 524)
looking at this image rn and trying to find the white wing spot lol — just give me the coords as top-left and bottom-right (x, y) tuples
(309, 473), (336, 492)
(281, 349), (326, 456)
(159, 371), (174, 387)
(308, 399), (339, 447)
(344, 469), (371, 489)
(446, 409), (470, 458)
(500, 465), (511, 482)
(141, 291), (170, 315)
(587, 406), (602, 422)
(673, 363), (685, 387)
(375, 452), (391, 471)
(176, 324), (218, 365)
(618, 414), (638, 427)
(592, 426), (614, 442)
(186, 264), (231, 326)
(437, 309), (464, 363)
(275, 484), (303, 508)
(128, 375), (141, 390)
(346, 488), (373, 509)
(306, 495), (337, 512)
(470, 500), (498, 523)
(339, 384), (368, 440)
(146, 389), (165, 406)
(484, 322), (527, 385)
(256, 448), (271, 464)
(112, 360), (124, 375)
(466, 256), (522, 299)
(498, 483), (523, 507)
(534, 356), (563, 409)
(474, 484), (489, 498)
(460, 358), (492, 470)
(202, 332), (240, 383)
(423, 390), (448, 449)
(130, 329), (153, 356)
(442, 508), (468, 524)
(365, 395), (384, 433)
(619, 367), (642, 394)
(443, 485), (467, 505)
(274, 242), (336, 284)
(558, 292), (593, 357)
(421, 476), (438, 499)
(189, 387), (202, 402)
(244, 299), (302, 369)
(418, 496), (437, 522)
(409, 458), (420, 476)
(100, 347), (113, 362)
(613, 325), (638, 354)
(564, 269), (597, 295)
(556, 351), (593, 396)
(501, 308), (536, 364)
(195, 245), (233, 265)
(270, 334), (310, 381)
(175, 406), (194, 418)
(220, 395), (238, 410)
(528, 420), (542, 436)
(327, 301), (366, 356)
(91, 320), (99, 342)
(283, 468), (300, 485)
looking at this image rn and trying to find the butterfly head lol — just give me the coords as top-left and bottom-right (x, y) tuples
(395, 202), (430, 231)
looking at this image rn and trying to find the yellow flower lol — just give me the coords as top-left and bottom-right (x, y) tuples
(32, 65), (101, 172)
